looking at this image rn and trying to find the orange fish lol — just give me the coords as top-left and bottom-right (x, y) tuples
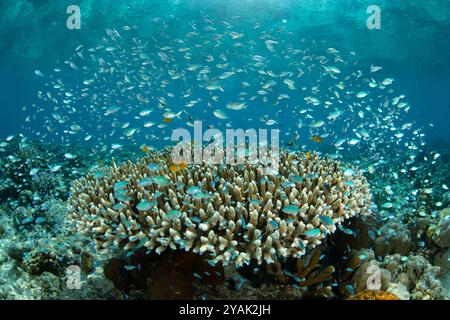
(163, 118), (172, 123)
(311, 135), (322, 143)
(140, 145), (150, 153)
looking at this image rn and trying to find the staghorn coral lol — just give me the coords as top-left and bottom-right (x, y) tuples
(68, 150), (372, 267)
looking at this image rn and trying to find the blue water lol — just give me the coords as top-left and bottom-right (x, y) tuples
(0, 0), (449, 148)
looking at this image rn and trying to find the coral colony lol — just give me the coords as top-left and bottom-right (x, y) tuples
(69, 150), (371, 267)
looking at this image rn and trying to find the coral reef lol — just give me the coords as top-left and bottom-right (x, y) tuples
(0, 138), (448, 300)
(69, 150), (372, 267)
(344, 249), (448, 300)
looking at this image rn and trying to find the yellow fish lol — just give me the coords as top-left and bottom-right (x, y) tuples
(169, 161), (188, 173)
(163, 117), (173, 123)
(311, 135), (322, 143)
(306, 151), (313, 160)
(140, 145), (150, 153)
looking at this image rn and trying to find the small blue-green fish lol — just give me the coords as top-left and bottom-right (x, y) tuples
(153, 175), (170, 187)
(135, 237), (149, 249)
(191, 217), (202, 223)
(346, 284), (355, 295)
(114, 181), (128, 190)
(153, 191), (163, 198)
(136, 200), (153, 211)
(269, 220), (279, 230)
(282, 205), (299, 215)
(124, 265), (137, 271)
(281, 181), (295, 188)
(147, 163), (160, 171)
(207, 260), (216, 267)
(120, 214), (132, 229)
(22, 217), (34, 224)
(93, 172), (106, 179)
(193, 272), (203, 279)
(235, 277), (244, 290)
(113, 203), (127, 210)
(342, 228), (356, 236)
(289, 175), (304, 184)
(139, 178), (153, 187)
(177, 239), (187, 249)
(319, 215), (334, 226)
(359, 254), (368, 260)
(186, 186), (201, 195)
(298, 240), (305, 250)
(368, 230), (376, 241)
(176, 183), (185, 191)
(35, 217), (46, 224)
(193, 192), (209, 200)
(241, 216), (247, 229)
(303, 228), (321, 238)
(30, 168), (40, 176)
(283, 269), (295, 277)
(115, 194), (131, 203)
(166, 210), (182, 220)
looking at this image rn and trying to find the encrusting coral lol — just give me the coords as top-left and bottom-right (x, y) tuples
(347, 290), (400, 300)
(68, 150), (372, 267)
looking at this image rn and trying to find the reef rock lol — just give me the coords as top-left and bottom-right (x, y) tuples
(431, 208), (450, 248)
(387, 283), (410, 300)
(374, 222), (411, 257)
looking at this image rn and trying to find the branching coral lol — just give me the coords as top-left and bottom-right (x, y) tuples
(68, 150), (372, 267)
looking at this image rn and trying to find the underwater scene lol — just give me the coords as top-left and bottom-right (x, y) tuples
(0, 0), (449, 302)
